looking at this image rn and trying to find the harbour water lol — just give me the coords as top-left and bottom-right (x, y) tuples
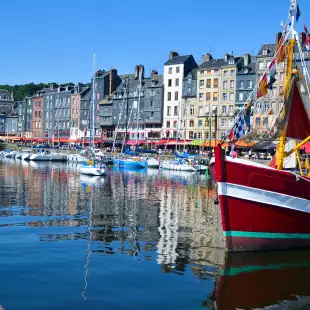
(2, 159), (310, 310)
(0, 160), (224, 309)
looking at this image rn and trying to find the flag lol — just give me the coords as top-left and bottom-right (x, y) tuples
(305, 24), (309, 34)
(227, 129), (234, 141)
(276, 36), (286, 64)
(234, 112), (246, 140)
(267, 59), (277, 90)
(244, 100), (252, 130)
(296, 4), (301, 22)
(307, 34), (310, 51)
(257, 73), (268, 98)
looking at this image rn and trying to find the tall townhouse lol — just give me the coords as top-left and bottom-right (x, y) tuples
(16, 100), (27, 136)
(25, 97), (32, 138)
(236, 54), (256, 111)
(254, 33), (285, 130)
(182, 68), (198, 140)
(100, 65), (164, 141)
(163, 52), (197, 139)
(32, 92), (44, 138)
(79, 86), (92, 139)
(197, 55), (222, 142)
(219, 54), (242, 139)
(70, 84), (82, 140)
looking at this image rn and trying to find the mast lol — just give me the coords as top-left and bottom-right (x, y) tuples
(277, 0), (297, 170)
(136, 66), (142, 147)
(91, 53), (96, 151)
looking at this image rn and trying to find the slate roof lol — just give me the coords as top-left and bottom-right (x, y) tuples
(184, 68), (198, 79)
(257, 44), (276, 57)
(237, 56), (257, 75)
(164, 55), (192, 66)
(199, 57), (242, 69)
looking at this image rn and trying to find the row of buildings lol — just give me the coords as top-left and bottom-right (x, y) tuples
(1, 32), (309, 143)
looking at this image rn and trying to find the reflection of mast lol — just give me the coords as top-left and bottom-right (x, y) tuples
(82, 185), (94, 300)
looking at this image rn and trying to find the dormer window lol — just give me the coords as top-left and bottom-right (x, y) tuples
(228, 59), (235, 64)
(263, 48), (269, 56)
(244, 68), (249, 74)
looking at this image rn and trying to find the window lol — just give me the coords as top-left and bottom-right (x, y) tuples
(176, 66), (180, 73)
(263, 117), (268, 128)
(230, 70), (235, 76)
(190, 105), (195, 115)
(280, 72), (284, 81)
(167, 106), (171, 116)
(39, 111), (41, 117)
(187, 87), (192, 93)
(229, 59), (235, 65)
(206, 79), (211, 88)
(207, 70), (212, 75)
(257, 102), (261, 112)
(168, 79), (172, 87)
(189, 131), (194, 139)
(199, 80), (204, 87)
(229, 93), (234, 101)
(238, 92), (244, 101)
(166, 121), (170, 128)
(258, 61), (264, 70)
(263, 48), (268, 56)
(222, 105), (227, 114)
(213, 92), (218, 101)
(198, 105), (203, 116)
(264, 102), (270, 112)
(198, 120), (203, 128)
(168, 67), (172, 74)
(150, 100), (154, 107)
(247, 80), (253, 88)
(229, 105), (234, 114)
(174, 106), (178, 116)
(35, 111), (38, 117)
(256, 117), (261, 126)
(206, 92), (211, 100)
(189, 120), (194, 127)
(150, 112), (154, 118)
(214, 69), (219, 75)
(224, 70), (228, 77)
(213, 79), (218, 87)
(175, 78), (179, 86)
(223, 93), (228, 101)
(199, 93), (203, 101)
(230, 80), (235, 89)
(240, 81), (244, 89)
(221, 118), (226, 128)
(266, 61), (271, 68)
(175, 91), (178, 101)
(168, 92), (171, 101)
(173, 121), (177, 128)
(223, 81), (228, 89)
(150, 89), (155, 96)
(197, 131), (202, 139)
(205, 131), (209, 139)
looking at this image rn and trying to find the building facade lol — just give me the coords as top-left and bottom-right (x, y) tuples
(162, 52), (197, 139)
(32, 94), (44, 138)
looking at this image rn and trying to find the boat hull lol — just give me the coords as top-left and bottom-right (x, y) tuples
(112, 159), (144, 169)
(161, 162), (197, 172)
(80, 166), (105, 176)
(214, 145), (310, 252)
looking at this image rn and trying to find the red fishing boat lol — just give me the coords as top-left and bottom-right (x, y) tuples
(209, 0), (310, 252)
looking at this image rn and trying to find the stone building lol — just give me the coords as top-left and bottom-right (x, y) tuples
(32, 93), (44, 138)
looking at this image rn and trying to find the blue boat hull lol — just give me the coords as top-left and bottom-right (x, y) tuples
(112, 159), (144, 169)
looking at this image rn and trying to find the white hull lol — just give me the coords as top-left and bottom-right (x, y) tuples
(161, 161), (198, 172)
(143, 158), (160, 168)
(5, 151), (18, 158)
(67, 154), (87, 163)
(80, 166), (105, 176)
(49, 153), (67, 162)
(30, 154), (51, 161)
(22, 154), (32, 160)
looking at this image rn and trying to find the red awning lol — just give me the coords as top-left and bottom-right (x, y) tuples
(286, 81), (310, 140)
(126, 140), (145, 145)
(301, 142), (310, 153)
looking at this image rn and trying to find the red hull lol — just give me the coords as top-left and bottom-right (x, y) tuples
(214, 145), (310, 252)
(210, 250), (310, 310)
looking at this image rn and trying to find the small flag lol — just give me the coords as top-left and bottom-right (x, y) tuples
(267, 59), (277, 90)
(234, 112), (246, 140)
(244, 100), (252, 130)
(305, 24), (309, 34)
(276, 36), (286, 64)
(257, 73), (268, 98)
(227, 129), (234, 141)
(296, 4), (301, 22)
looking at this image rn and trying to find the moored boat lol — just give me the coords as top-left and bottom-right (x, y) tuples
(161, 160), (198, 172)
(112, 158), (144, 169)
(80, 164), (105, 176)
(67, 154), (88, 163)
(30, 151), (50, 161)
(49, 152), (67, 162)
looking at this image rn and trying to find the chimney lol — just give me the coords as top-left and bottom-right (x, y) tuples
(135, 65), (139, 79)
(299, 32), (306, 45)
(169, 51), (179, 59)
(202, 53), (213, 63)
(244, 53), (251, 66)
(224, 53), (230, 62)
(50, 84), (54, 90)
(276, 32), (283, 46)
(139, 65), (144, 80)
(151, 69), (158, 76)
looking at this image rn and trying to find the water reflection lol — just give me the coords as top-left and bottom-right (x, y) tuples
(0, 160), (224, 309)
(210, 249), (310, 310)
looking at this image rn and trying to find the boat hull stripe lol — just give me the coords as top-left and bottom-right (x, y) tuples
(218, 182), (310, 214)
(224, 231), (310, 239)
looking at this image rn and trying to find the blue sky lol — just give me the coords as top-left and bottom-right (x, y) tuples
(0, 0), (308, 85)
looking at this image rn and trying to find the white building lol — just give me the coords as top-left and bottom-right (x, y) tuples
(162, 52), (197, 139)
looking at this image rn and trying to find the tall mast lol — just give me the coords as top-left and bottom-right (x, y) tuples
(136, 66), (142, 147)
(91, 53), (96, 151)
(277, 0), (297, 170)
